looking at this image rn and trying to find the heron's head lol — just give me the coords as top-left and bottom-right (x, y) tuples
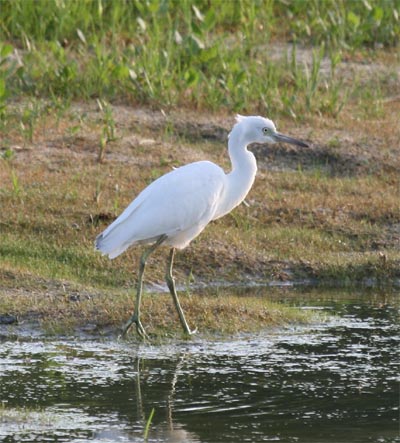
(231, 115), (309, 148)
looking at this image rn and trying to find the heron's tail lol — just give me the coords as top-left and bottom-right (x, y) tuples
(95, 220), (134, 259)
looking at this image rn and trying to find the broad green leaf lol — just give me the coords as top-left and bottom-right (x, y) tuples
(373, 7), (383, 22)
(0, 44), (13, 59)
(347, 12), (360, 27)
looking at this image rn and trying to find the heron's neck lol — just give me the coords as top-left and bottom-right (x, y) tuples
(228, 129), (257, 176)
(214, 128), (257, 219)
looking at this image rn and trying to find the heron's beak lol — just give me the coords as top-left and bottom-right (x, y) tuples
(272, 132), (309, 148)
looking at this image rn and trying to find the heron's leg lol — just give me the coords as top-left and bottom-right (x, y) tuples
(121, 235), (167, 339)
(165, 248), (196, 335)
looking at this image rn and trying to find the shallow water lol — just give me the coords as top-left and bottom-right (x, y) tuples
(0, 289), (399, 443)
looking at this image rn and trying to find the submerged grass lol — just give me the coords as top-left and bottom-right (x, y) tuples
(0, 404), (48, 426)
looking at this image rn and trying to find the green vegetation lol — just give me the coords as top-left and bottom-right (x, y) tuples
(144, 408), (155, 441)
(0, 1), (399, 336)
(0, 0), (399, 117)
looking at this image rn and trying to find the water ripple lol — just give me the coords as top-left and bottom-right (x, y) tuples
(0, 293), (399, 443)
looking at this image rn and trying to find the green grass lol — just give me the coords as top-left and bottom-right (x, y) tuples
(2, 0), (397, 49)
(0, 0), (398, 118)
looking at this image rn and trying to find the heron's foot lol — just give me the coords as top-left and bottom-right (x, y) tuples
(183, 325), (198, 336)
(120, 315), (149, 340)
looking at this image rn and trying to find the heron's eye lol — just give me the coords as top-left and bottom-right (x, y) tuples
(262, 127), (270, 135)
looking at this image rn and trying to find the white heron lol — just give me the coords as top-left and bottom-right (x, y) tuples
(95, 115), (308, 338)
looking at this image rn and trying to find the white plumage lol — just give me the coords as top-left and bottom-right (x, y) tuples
(95, 160), (226, 257)
(95, 115), (308, 338)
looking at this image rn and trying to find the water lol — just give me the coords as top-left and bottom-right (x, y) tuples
(0, 289), (399, 443)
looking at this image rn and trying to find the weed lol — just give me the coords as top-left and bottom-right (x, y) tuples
(1, 147), (14, 160)
(144, 408), (155, 441)
(0, 42), (22, 123)
(97, 99), (116, 163)
(10, 169), (21, 197)
(20, 99), (44, 143)
(287, 0), (399, 48)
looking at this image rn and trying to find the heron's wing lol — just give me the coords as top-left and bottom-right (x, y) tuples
(96, 161), (225, 258)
